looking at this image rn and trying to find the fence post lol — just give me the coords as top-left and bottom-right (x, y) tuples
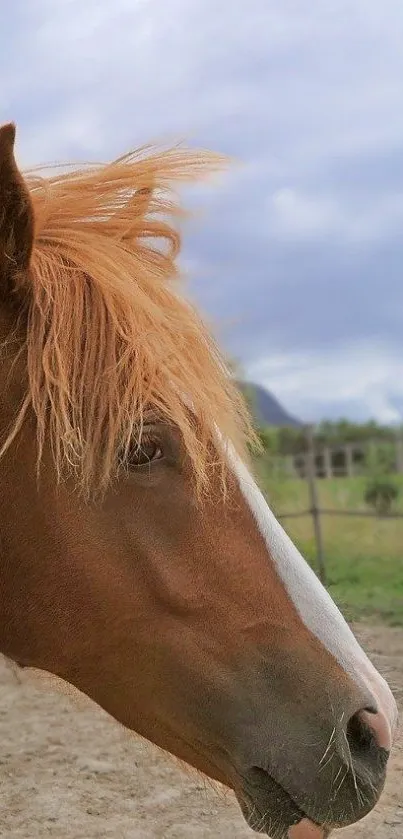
(323, 446), (333, 479)
(305, 424), (327, 586)
(395, 430), (403, 474)
(345, 443), (354, 477)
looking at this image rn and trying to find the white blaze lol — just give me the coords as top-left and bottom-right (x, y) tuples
(230, 451), (398, 739)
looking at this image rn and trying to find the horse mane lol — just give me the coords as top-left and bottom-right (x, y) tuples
(4, 145), (254, 497)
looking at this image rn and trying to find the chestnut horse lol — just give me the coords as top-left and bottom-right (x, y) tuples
(0, 122), (398, 839)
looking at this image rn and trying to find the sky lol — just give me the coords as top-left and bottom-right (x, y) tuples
(2, 0), (403, 423)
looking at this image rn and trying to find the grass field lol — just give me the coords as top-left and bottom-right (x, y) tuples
(257, 467), (403, 626)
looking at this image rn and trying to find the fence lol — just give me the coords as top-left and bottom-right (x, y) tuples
(274, 425), (403, 587)
(287, 435), (403, 479)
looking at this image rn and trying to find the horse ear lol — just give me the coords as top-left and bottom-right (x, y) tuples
(0, 123), (34, 301)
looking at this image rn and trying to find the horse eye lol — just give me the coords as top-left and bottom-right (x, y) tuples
(128, 439), (163, 468)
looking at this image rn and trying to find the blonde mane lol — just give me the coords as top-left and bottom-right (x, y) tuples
(6, 145), (254, 497)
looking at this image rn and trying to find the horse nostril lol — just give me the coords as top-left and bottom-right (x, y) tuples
(357, 708), (392, 752)
(347, 708), (392, 759)
(347, 710), (373, 756)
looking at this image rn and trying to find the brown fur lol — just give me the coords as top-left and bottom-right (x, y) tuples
(0, 124), (34, 297)
(0, 123), (395, 837)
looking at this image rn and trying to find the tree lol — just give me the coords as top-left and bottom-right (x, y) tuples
(363, 442), (399, 516)
(364, 477), (399, 516)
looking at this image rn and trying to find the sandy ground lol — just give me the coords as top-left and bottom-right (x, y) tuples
(0, 625), (402, 838)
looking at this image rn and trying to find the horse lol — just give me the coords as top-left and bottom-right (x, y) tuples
(0, 121), (398, 839)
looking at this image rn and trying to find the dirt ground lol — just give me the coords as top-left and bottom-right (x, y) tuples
(0, 625), (402, 838)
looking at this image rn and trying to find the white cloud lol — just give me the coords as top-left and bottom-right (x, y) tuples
(5, 0), (403, 168)
(267, 187), (403, 244)
(269, 188), (340, 241)
(247, 341), (403, 424)
(3, 0), (403, 421)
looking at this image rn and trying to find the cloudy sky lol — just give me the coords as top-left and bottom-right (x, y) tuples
(3, 0), (403, 423)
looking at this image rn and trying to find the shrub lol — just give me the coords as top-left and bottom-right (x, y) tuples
(364, 476), (399, 516)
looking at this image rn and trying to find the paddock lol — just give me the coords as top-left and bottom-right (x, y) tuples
(0, 624), (402, 838)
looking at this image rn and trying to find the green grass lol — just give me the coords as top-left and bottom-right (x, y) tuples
(256, 466), (403, 626)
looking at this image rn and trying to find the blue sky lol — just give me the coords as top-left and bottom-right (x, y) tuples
(3, 0), (403, 423)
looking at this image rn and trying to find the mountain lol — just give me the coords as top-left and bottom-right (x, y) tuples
(237, 381), (302, 427)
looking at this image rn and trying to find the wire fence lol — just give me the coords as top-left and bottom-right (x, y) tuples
(274, 425), (403, 587)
